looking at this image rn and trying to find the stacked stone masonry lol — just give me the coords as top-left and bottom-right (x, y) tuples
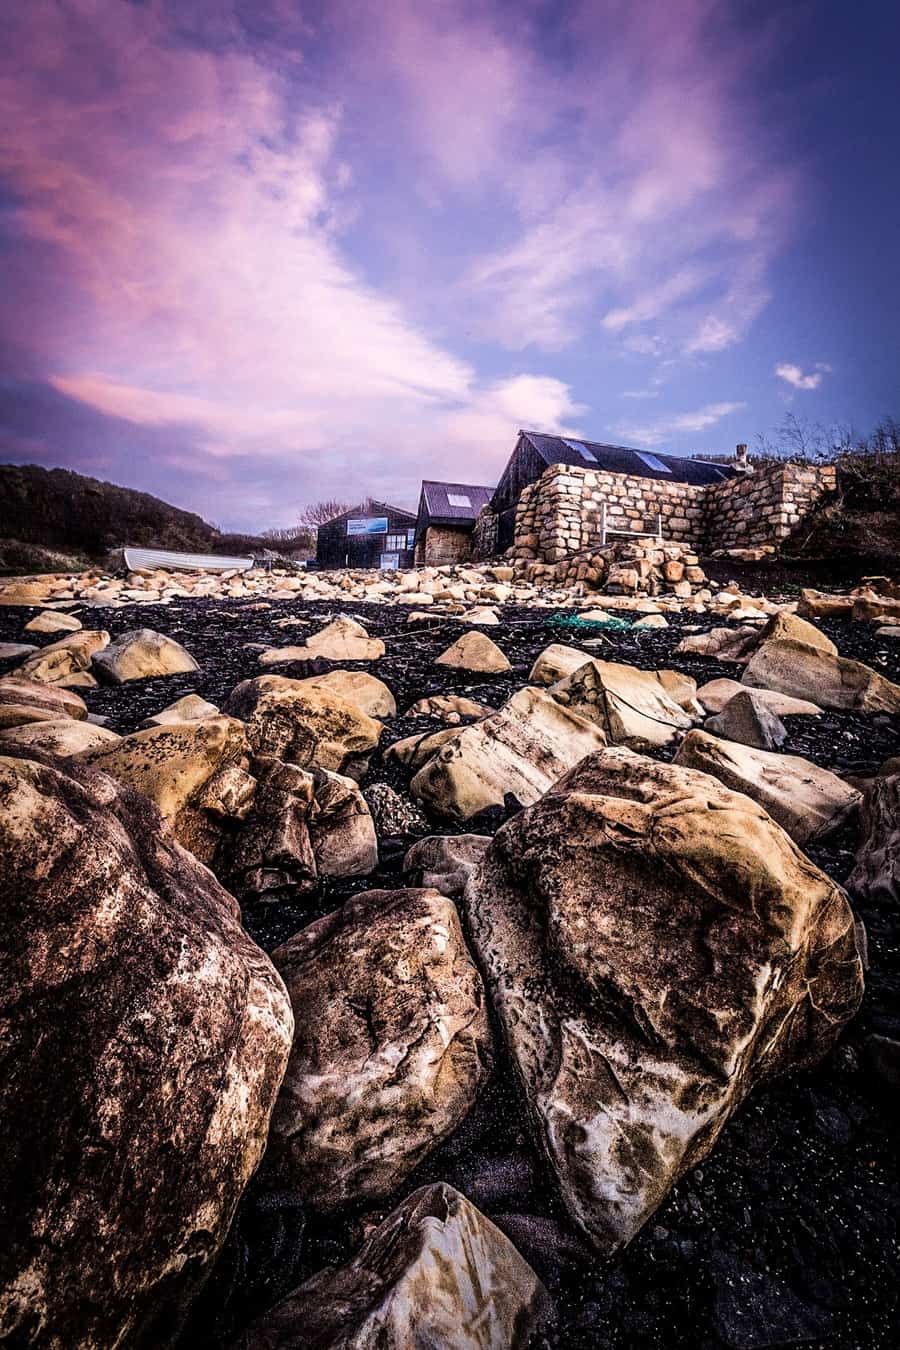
(485, 460), (836, 564)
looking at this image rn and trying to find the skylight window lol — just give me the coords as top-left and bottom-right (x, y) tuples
(447, 492), (472, 508)
(562, 438), (598, 463)
(635, 451), (672, 474)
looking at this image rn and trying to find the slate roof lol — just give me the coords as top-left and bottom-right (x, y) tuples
(418, 480), (495, 529)
(521, 430), (737, 486)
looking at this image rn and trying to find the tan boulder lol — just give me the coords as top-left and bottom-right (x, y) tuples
(0, 719), (121, 757)
(551, 660), (695, 749)
(406, 693), (493, 722)
(742, 638), (900, 713)
(92, 628), (199, 683)
(847, 774), (900, 903)
(78, 716), (250, 862)
(675, 729), (861, 844)
(529, 643), (593, 686)
(225, 674), (381, 774)
(404, 833), (492, 897)
(140, 693), (221, 728)
(411, 686), (607, 822)
(269, 616), (385, 662)
(852, 593), (900, 623)
(0, 752), (293, 1349)
(17, 630), (109, 685)
(385, 726), (460, 771)
(294, 669), (396, 718)
(0, 676), (88, 727)
(239, 1184), (549, 1350)
(674, 626), (760, 661)
(464, 748), (864, 1252)
(753, 610), (837, 655)
(797, 588), (854, 620)
(434, 630), (511, 673)
(0, 580), (54, 606)
(24, 611), (83, 635)
(267, 889), (491, 1209)
(696, 678), (821, 717)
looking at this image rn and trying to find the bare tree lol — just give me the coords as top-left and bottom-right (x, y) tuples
(299, 499), (353, 528)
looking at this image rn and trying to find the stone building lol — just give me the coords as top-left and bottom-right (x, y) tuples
(413, 480), (494, 565)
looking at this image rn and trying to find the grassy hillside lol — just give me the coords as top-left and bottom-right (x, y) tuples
(0, 463), (306, 573)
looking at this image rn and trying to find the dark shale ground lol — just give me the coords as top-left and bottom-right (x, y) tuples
(2, 590), (899, 1350)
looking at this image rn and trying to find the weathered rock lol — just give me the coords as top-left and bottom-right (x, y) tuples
(225, 675), (381, 774)
(78, 716), (251, 862)
(459, 605), (501, 625)
(551, 660), (695, 749)
(17, 630), (109, 684)
(385, 726), (460, 771)
(847, 773), (900, 903)
(0, 751), (293, 1349)
(632, 614), (667, 630)
(140, 693), (221, 728)
(406, 693), (493, 722)
(753, 609), (837, 655)
(227, 757), (317, 902)
(0, 642), (38, 660)
(705, 689), (787, 750)
(0, 675), (88, 727)
(266, 889), (491, 1209)
(0, 719), (121, 757)
(266, 616), (385, 663)
(237, 1184), (549, 1350)
(675, 729), (861, 844)
(0, 580), (54, 605)
(464, 748), (863, 1252)
(797, 588), (854, 620)
(24, 610), (83, 635)
(308, 770), (378, 877)
(674, 627), (760, 661)
(529, 643), (593, 686)
(294, 670), (396, 719)
(434, 630), (511, 674)
(363, 782), (431, 836)
(92, 628), (200, 683)
(742, 638), (900, 713)
(404, 833), (492, 897)
(411, 686), (607, 822)
(696, 678), (821, 717)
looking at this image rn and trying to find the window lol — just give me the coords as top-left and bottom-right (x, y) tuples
(385, 533), (407, 551)
(447, 492), (472, 508)
(562, 438), (598, 463)
(407, 529), (416, 547)
(635, 451), (672, 474)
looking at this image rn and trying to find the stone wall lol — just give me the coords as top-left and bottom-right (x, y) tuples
(702, 462), (837, 549)
(419, 525), (473, 566)
(501, 461), (836, 563)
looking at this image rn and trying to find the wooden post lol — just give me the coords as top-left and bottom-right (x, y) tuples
(600, 500), (607, 546)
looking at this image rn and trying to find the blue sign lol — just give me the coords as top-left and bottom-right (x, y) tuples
(347, 516), (388, 536)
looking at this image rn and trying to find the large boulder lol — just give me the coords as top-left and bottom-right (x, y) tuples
(753, 610), (837, 655)
(266, 889), (491, 1209)
(92, 628), (200, 683)
(25, 610), (82, 635)
(292, 669), (396, 719)
(17, 630), (109, 685)
(0, 675), (87, 728)
(404, 833), (493, 897)
(464, 749), (864, 1252)
(237, 1184), (549, 1350)
(78, 716), (251, 863)
(529, 642), (593, 686)
(675, 729), (861, 844)
(704, 689), (787, 750)
(847, 773), (900, 903)
(434, 630), (511, 674)
(307, 768), (378, 878)
(262, 616), (385, 664)
(0, 752), (293, 1349)
(551, 659), (695, 749)
(696, 678), (821, 717)
(742, 638), (900, 713)
(225, 675), (381, 775)
(411, 686), (607, 822)
(0, 719), (121, 757)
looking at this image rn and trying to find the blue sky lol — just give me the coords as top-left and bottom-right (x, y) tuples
(0, 0), (897, 530)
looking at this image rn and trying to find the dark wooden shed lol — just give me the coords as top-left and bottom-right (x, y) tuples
(315, 499), (417, 570)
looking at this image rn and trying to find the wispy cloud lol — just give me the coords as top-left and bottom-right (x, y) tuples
(775, 362), (832, 391)
(618, 401), (746, 447)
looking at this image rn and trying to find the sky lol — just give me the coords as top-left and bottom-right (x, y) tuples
(1, 0), (898, 532)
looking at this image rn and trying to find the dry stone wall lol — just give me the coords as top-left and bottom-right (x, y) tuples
(491, 461), (836, 564)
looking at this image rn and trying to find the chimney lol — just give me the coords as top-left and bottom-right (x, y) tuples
(734, 442), (752, 472)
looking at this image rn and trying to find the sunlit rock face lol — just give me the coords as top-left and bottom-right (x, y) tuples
(225, 674), (382, 775)
(0, 751), (293, 1350)
(464, 748), (864, 1253)
(237, 1183), (550, 1350)
(92, 627), (200, 682)
(266, 888), (492, 1211)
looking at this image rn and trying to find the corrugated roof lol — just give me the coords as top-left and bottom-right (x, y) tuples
(521, 430), (737, 486)
(419, 480), (494, 528)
